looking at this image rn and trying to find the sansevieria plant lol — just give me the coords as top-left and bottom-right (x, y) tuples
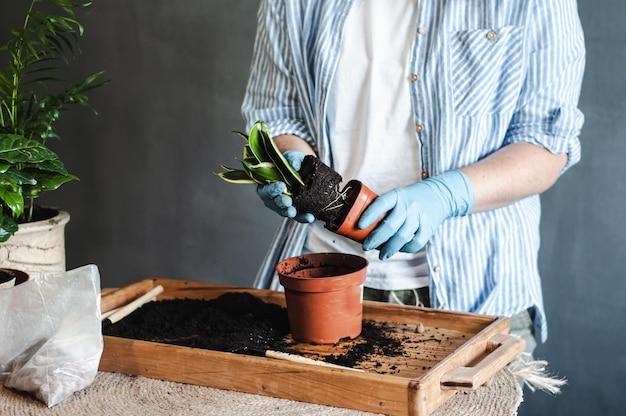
(0, 0), (108, 242)
(217, 120), (384, 243)
(216, 120), (304, 194)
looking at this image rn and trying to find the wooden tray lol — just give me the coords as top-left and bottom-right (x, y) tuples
(99, 278), (524, 416)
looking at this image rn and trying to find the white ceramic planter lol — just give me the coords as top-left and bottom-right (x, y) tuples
(0, 210), (70, 275)
(0, 275), (15, 290)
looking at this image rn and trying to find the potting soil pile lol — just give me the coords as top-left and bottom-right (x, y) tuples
(103, 293), (291, 355)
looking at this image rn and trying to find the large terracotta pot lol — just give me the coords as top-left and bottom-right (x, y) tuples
(276, 252), (368, 344)
(0, 209), (70, 275)
(327, 180), (386, 244)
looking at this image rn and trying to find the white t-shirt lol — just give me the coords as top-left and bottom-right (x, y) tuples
(304, 0), (429, 290)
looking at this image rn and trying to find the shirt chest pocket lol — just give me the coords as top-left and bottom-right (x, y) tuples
(449, 26), (524, 117)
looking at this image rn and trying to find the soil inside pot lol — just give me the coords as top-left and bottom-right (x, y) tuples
(292, 156), (358, 230)
(16, 206), (58, 223)
(279, 253), (366, 278)
(102, 292), (404, 368)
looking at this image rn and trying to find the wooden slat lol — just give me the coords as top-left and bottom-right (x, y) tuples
(100, 279), (155, 313)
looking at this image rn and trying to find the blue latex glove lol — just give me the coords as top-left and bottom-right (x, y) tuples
(256, 151), (314, 223)
(358, 170), (475, 260)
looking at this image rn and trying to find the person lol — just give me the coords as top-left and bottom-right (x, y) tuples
(241, 0), (585, 354)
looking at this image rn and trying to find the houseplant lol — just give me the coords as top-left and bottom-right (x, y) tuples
(217, 121), (385, 243)
(0, 0), (107, 272)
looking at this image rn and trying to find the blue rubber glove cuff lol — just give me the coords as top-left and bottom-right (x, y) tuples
(358, 170), (475, 259)
(256, 151), (314, 224)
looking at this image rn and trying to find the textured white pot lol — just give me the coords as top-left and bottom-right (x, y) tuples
(0, 275), (15, 290)
(0, 210), (70, 275)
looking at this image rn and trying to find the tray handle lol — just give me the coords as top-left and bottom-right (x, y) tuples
(440, 333), (525, 391)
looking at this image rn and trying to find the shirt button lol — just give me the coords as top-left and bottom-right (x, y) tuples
(433, 265), (442, 273)
(415, 124), (424, 133)
(486, 30), (497, 41)
(418, 27), (427, 35)
(421, 170), (429, 179)
(410, 73), (419, 82)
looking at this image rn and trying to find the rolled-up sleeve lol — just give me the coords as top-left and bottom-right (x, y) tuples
(504, 0), (586, 173)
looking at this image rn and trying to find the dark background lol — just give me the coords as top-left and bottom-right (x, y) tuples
(1, 1), (623, 415)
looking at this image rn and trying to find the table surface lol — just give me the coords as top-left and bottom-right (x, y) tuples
(0, 368), (522, 416)
(0, 285), (518, 415)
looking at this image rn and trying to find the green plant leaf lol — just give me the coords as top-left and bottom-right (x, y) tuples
(215, 170), (256, 184)
(0, 215), (18, 242)
(256, 121), (304, 187)
(247, 121), (273, 163)
(0, 185), (24, 217)
(241, 160), (283, 184)
(0, 135), (61, 164)
(217, 121), (303, 193)
(218, 164), (237, 171)
(232, 130), (248, 141)
(243, 144), (255, 160)
(21, 170), (78, 196)
(0, 168), (37, 186)
(34, 157), (69, 174)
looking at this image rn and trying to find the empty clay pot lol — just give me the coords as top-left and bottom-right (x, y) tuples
(328, 180), (386, 244)
(276, 252), (368, 344)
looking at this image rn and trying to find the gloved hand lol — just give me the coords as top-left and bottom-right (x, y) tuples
(358, 170), (475, 260)
(256, 151), (315, 223)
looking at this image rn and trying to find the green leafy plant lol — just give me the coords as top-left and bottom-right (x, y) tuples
(0, 0), (108, 242)
(216, 120), (304, 195)
(218, 120), (365, 233)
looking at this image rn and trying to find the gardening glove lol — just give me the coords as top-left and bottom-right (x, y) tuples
(358, 170), (475, 260)
(256, 151), (315, 223)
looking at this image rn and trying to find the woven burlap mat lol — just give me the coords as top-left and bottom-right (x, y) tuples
(0, 369), (521, 415)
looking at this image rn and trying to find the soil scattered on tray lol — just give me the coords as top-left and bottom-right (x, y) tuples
(103, 292), (404, 367)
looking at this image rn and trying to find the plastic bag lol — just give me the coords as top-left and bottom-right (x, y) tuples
(0, 264), (103, 407)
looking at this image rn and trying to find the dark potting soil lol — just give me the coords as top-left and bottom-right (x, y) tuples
(102, 293), (404, 367)
(292, 156), (349, 229)
(16, 206), (58, 223)
(103, 293), (290, 355)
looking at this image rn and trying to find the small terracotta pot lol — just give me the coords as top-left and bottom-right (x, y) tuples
(276, 252), (368, 344)
(327, 180), (386, 244)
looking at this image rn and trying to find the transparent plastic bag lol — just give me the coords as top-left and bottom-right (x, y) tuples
(0, 264), (103, 407)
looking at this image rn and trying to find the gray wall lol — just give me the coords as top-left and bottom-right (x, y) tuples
(1, 0), (279, 288)
(528, 2), (626, 415)
(1, 1), (624, 415)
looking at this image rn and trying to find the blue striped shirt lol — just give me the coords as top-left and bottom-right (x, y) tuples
(241, 0), (585, 343)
